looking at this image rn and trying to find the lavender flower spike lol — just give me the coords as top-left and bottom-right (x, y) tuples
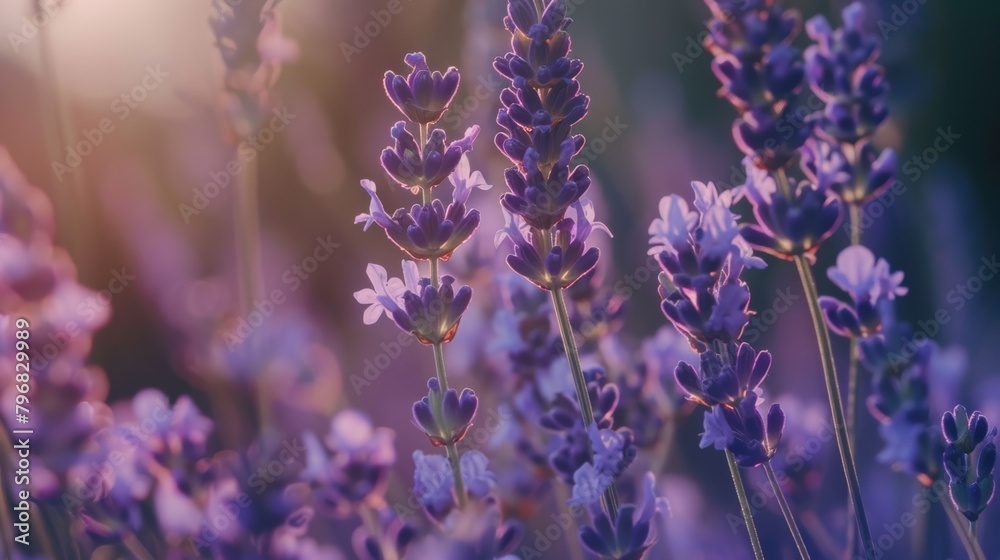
(942, 406), (997, 522)
(818, 246), (907, 338)
(577, 472), (669, 560)
(384, 52), (461, 125)
(381, 123), (479, 191)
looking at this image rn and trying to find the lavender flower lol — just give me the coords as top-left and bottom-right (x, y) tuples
(703, 0), (807, 169)
(381, 123), (479, 191)
(209, 0), (297, 139)
(819, 246), (907, 338)
(739, 157), (842, 262)
(357, 155), (490, 261)
(804, 2), (888, 144)
(354, 261), (472, 345)
(649, 186), (758, 352)
(674, 342), (772, 408)
(413, 450), (496, 521)
(942, 406), (997, 522)
(413, 377), (479, 447)
(577, 472), (668, 560)
(301, 410), (396, 516)
(384, 53), (461, 125)
(496, 200), (606, 291)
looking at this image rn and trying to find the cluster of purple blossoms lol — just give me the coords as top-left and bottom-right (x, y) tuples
(803, 3), (897, 211)
(354, 50), (524, 553)
(494, 0), (602, 291)
(209, 0), (298, 140)
(649, 183), (786, 469)
(941, 406), (996, 523)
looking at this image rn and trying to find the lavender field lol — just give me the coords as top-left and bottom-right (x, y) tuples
(0, 0), (996, 558)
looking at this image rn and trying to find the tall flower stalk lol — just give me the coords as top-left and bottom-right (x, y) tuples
(698, 0), (875, 554)
(651, 185), (807, 558)
(210, 0), (297, 430)
(802, 3), (898, 550)
(356, 52), (491, 514)
(493, 0), (619, 520)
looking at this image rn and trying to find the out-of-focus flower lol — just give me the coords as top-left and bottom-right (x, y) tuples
(413, 450), (496, 521)
(819, 246), (907, 338)
(804, 2), (888, 144)
(209, 0), (298, 139)
(301, 410), (396, 516)
(578, 471), (669, 560)
(942, 406), (997, 522)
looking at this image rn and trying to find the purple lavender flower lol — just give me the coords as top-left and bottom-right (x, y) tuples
(818, 246), (907, 338)
(381, 123), (479, 191)
(354, 261), (472, 345)
(356, 155), (491, 261)
(722, 394), (785, 468)
(649, 188), (759, 352)
(674, 342), (772, 408)
(577, 472), (669, 560)
(301, 410), (396, 516)
(801, 137), (896, 207)
(942, 406), (997, 522)
(739, 157), (842, 262)
(413, 377), (479, 447)
(406, 499), (522, 560)
(496, 200), (606, 291)
(804, 2), (888, 144)
(384, 53), (461, 125)
(703, 0), (808, 169)
(413, 450), (496, 521)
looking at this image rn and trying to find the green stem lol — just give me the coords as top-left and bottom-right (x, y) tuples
(764, 462), (811, 559)
(940, 494), (986, 560)
(551, 286), (620, 520)
(793, 255), (875, 559)
(845, 198), (862, 558)
(432, 341), (467, 507)
(725, 450), (764, 560)
(234, 151), (270, 431)
(849, 204), (862, 246)
(970, 520), (977, 539)
(845, 337), (859, 558)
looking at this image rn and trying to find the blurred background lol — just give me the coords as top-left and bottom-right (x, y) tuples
(0, 0), (997, 558)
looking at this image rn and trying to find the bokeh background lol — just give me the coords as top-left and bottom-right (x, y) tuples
(0, 0), (997, 558)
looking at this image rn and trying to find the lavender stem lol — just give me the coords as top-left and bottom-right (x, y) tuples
(793, 253), (875, 559)
(551, 286), (620, 520)
(725, 450), (764, 560)
(764, 461), (811, 559)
